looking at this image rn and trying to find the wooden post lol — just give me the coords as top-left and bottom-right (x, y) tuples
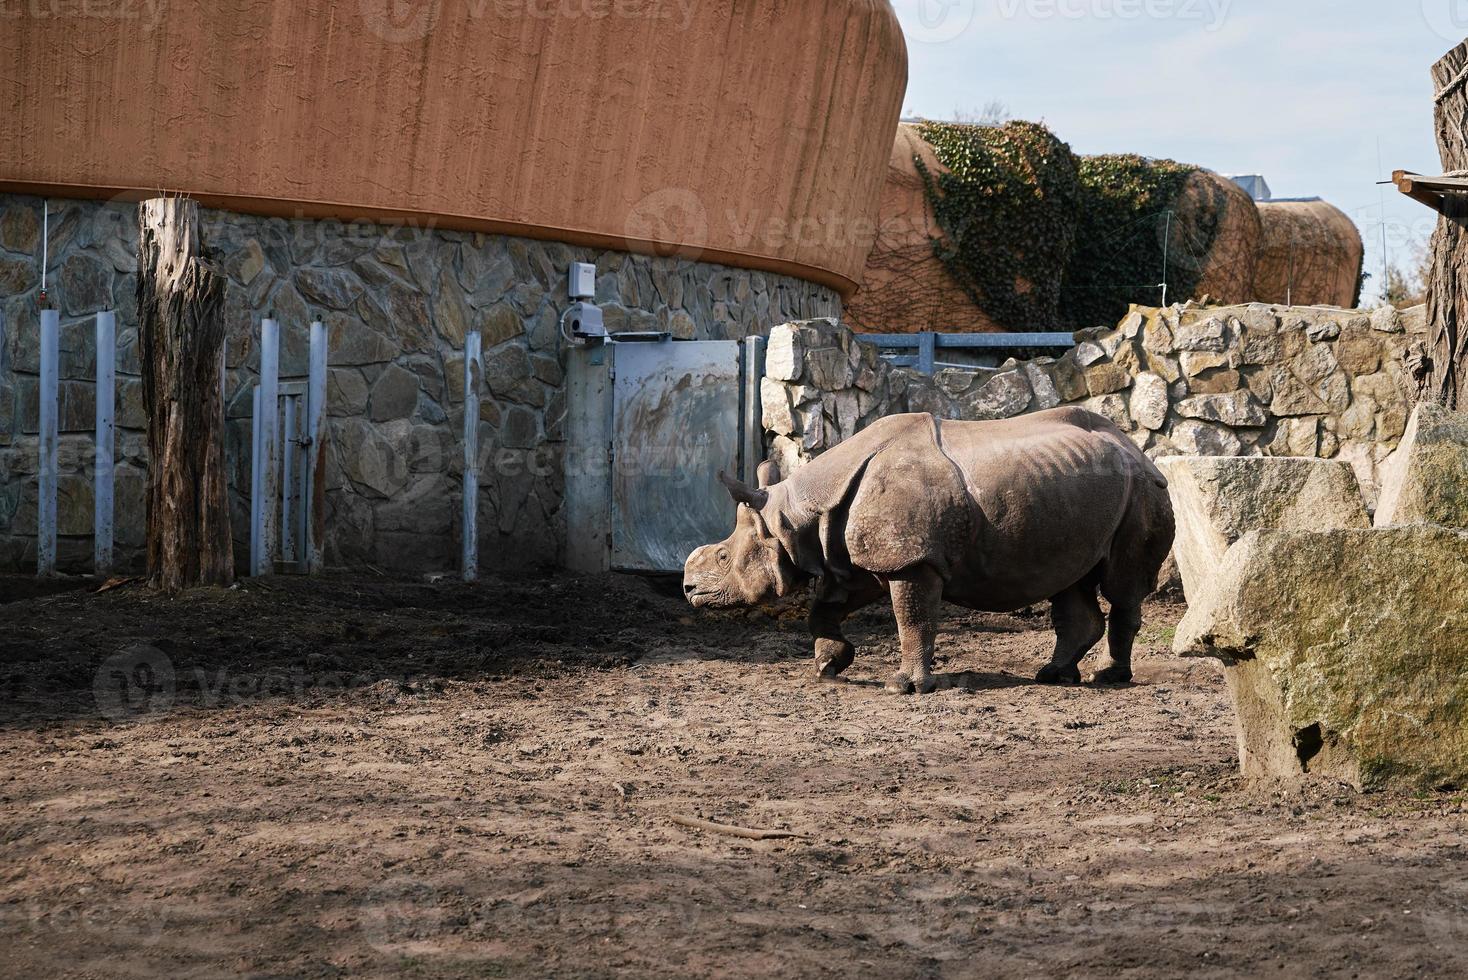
(137, 198), (234, 591)
(1426, 40), (1468, 410)
(94, 311), (116, 575)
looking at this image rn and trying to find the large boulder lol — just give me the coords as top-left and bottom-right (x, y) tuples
(1175, 526), (1468, 790)
(1156, 456), (1369, 601)
(1374, 402), (1468, 529)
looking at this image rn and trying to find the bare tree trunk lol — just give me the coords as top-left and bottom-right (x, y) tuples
(137, 198), (234, 591)
(1426, 42), (1468, 409)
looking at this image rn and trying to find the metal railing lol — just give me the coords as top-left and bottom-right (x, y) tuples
(857, 331), (1077, 375)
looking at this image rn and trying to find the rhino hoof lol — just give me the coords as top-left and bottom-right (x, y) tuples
(885, 673), (937, 695)
(816, 649), (856, 680)
(1036, 664), (1082, 686)
(1092, 665), (1134, 686)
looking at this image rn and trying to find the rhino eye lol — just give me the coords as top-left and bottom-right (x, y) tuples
(717, 548), (730, 567)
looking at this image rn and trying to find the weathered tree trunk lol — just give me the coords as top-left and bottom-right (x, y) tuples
(1426, 42), (1468, 409)
(137, 198), (234, 591)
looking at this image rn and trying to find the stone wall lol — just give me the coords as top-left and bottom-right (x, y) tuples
(761, 303), (1422, 507)
(0, 193), (841, 574)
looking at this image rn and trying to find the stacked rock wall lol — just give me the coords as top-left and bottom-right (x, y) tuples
(762, 303), (1422, 505)
(0, 193), (840, 574)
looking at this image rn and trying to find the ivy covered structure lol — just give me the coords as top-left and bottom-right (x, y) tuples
(845, 121), (1363, 335)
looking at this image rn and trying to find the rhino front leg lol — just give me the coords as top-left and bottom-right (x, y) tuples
(810, 579), (885, 680)
(885, 566), (944, 695)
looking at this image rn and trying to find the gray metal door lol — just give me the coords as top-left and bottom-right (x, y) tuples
(611, 339), (741, 573)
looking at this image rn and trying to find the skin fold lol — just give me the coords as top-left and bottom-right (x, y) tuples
(684, 409), (1176, 694)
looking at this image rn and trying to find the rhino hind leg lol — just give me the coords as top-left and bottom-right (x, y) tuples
(1036, 580), (1106, 686)
(884, 566), (944, 695)
(1094, 571), (1152, 684)
(1092, 487), (1173, 685)
(1092, 602), (1141, 685)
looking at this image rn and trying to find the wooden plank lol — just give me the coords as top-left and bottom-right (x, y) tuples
(1390, 170), (1468, 212)
(1402, 173), (1468, 191)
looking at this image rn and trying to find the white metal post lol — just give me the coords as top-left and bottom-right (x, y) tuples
(742, 336), (767, 487)
(462, 331), (482, 582)
(281, 394), (297, 566)
(250, 385), (262, 573)
(255, 318), (280, 576)
(305, 320), (327, 574)
(94, 311), (116, 574)
(37, 309), (59, 576)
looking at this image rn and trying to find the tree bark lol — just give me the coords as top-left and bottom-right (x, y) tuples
(137, 198), (234, 591)
(1426, 42), (1468, 410)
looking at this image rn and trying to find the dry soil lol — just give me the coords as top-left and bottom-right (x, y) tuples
(0, 573), (1465, 978)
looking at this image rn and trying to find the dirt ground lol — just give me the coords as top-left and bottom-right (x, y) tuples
(1, 571), (1465, 979)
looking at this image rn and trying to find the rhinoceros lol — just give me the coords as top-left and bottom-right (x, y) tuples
(683, 408), (1175, 694)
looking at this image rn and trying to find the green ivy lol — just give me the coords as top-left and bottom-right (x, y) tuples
(1066, 154), (1202, 328)
(916, 122), (1208, 330)
(916, 120), (1080, 329)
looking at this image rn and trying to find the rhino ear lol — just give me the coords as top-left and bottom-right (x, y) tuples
(745, 505), (775, 543)
(719, 471), (769, 510)
(756, 459), (781, 490)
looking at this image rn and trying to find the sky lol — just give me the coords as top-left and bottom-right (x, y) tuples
(890, 0), (1458, 304)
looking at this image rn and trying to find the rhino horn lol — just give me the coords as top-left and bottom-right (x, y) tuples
(718, 471), (769, 509)
(756, 459), (781, 490)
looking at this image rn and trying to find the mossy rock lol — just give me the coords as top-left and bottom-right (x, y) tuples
(1176, 526), (1468, 791)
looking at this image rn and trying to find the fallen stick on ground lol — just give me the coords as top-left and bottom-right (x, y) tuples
(669, 814), (812, 841)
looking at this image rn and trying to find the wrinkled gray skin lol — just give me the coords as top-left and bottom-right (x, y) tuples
(684, 409), (1175, 694)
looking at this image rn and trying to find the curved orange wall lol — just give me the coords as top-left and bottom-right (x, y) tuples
(1, 1), (908, 295)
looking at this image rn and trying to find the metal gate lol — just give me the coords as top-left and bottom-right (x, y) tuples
(609, 339), (742, 573)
